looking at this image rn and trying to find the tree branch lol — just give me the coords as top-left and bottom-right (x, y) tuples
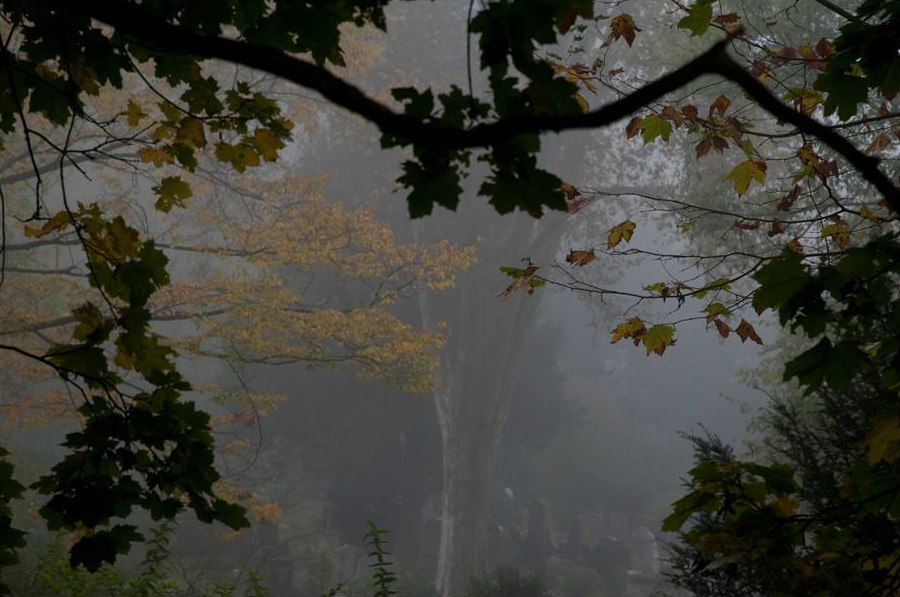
(44, 1), (900, 213)
(809, 0), (856, 21)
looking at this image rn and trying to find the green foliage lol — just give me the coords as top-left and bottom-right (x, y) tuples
(661, 3), (900, 593)
(467, 567), (553, 597)
(3, 524), (268, 597)
(815, 0), (900, 119)
(677, 0), (714, 37)
(364, 519), (397, 597)
(0, 448), (28, 597)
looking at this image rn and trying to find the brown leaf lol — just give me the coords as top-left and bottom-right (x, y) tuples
(751, 60), (773, 82)
(608, 67), (625, 76)
(733, 219), (762, 230)
(777, 185), (801, 211)
(567, 195), (595, 213)
(711, 135), (729, 153)
(625, 116), (642, 139)
(710, 94), (731, 117)
(714, 13), (740, 23)
(695, 138), (712, 158)
(560, 183), (581, 200)
(815, 38), (835, 58)
(767, 218), (784, 237)
(565, 249), (596, 266)
(714, 318), (731, 339)
(735, 319), (763, 345)
(610, 13), (641, 46)
(786, 237), (804, 253)
(607, 220), (637, 250)
(772, 46), (797, 64)
(815, 160), (838, 180)
(661, 105), (684, 127)
(682, 105), (699, 121)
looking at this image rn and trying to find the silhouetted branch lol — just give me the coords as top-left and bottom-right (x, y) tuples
(42, 1), (900, 214)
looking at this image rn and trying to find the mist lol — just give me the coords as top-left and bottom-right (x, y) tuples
(2, 1), (879, 596)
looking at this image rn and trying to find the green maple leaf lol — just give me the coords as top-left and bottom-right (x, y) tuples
(152, 176), (193, 213)
(643, 324), (676, 355)
(677, 0), (713, 37)
(725, 160), (767, 196)
(638, 114), (672, 144)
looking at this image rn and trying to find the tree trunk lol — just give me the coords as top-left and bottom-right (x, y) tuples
(418, 205), (566, 596)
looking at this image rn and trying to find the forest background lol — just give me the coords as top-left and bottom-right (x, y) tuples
(1, 0), (899, 596)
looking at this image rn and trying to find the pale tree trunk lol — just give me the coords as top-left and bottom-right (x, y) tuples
(418, 205), (566, 596)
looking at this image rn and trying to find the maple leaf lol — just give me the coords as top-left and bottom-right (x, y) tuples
(711, 136), (728, 153)
(866, 418), (900, 465)
(714, 13), (739, 24)
(638, 114), (672, 144)
(607, 219), (636, 250)
(710, 94), (731, 117)
(822, 222), (850, 249)
(152, 176), (193, 213)
(714, 318), (730, 339)
(24, 210), (71, 238)
(751, 60), (773, 82)
(610, 317), (646, 345)
(678, 0), (713, 37)
(625, 116), (642, 139)
(860, 205), (882, 225)
(609, 14), (641, 46)
(704, 302), (729, 323)
(498, 265), (543, 300)
(176, 118), (207, 149)
(786, 237), (804, 253)
(642, 324), (676, 356)
(661, 105), (684, 127)
(815, 38), (835, 58)
(125, 99), (147, 126)
(734, 319), (763, 345)
(732, 219), (762, 231)
(725, 160), (767, 196)
(695, 138), (711, 158)
(565, 249), (595, 266)
(777, 185), (801, 211)
(138, 146), (175, 167)
(681, 104), (699, 120)
(767, 219), (784, 237)
(559, 183), (581, 200)
(566, 195), (595, 213)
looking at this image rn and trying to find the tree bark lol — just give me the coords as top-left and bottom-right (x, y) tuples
(417, 203), (566, 596)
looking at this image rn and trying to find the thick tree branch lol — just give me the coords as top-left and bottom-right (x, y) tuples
(46, 1), (900, 213)
(809, 0), (855, 21)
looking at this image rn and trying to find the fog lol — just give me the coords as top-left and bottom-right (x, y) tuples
(2, 1), (822, 596)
